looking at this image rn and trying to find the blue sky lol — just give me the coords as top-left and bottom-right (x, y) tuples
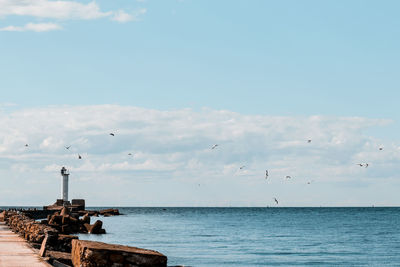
(1, 1), (400, 206)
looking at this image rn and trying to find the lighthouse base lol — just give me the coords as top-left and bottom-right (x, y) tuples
(43, 199), (85, 212)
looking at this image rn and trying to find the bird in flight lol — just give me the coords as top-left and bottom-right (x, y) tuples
(307, 139), (312, 143)
(357, 163), (369, 168)
(128, 153), (133, 156)
(307, 180), (314, 185)
(265, 170), (269, 179)
(78, 154), (82, 159)
(285, 175), (291, 179)
(273, 198), (279, 205)
(379, 147), (383, 151)
(110, 133), (115, 136)
(25, 144), (28, 147)
(65, 146), (71, 150)
(239, 165), (245, 170)
(211, 144), (218, 149)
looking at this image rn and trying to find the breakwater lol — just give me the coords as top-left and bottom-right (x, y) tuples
(0, 208), (168, 267)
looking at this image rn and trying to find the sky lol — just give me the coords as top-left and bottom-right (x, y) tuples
(1, 0), (400, 206)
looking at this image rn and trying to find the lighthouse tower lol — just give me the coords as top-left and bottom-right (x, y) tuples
(60, 167), (70, 204)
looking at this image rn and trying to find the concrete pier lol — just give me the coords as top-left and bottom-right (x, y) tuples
(0, 222), (51, 267)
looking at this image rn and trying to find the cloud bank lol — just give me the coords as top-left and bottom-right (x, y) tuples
(0, 105), (398, 206)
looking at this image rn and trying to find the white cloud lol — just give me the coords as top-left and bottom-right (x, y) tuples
(0, 22), (61, 32)
(0, 0), (146, 31)
(112, 8), (146, 23)
(112, 10), (133, 22)
(0, 0), (110, 20)
(0, 25), (22, 31)
(0, 104), (398, 206)
(25, 22), (62, 31)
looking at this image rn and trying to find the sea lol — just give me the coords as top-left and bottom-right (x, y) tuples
(2, 206), (399, 266)
(73, 207), (400, 267)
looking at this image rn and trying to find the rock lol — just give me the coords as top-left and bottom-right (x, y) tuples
(83, 223), (91, 233)
(39, 233), (49, 257)
(60, 207), (70, 217)
(6, 214), (58, 244)
(85, 210), (99, 217)
(54, 235), (79, 253)
(71, 240), (167, 267)
(62, 215), (70, 225)
(99, 208), (120, 216)
(0, 211), (5, 222)
(46, 250), (72, 266)
(70, 212), (79, 219)
(49, 215), (63, 225)
(80, 214), (90, 224)
(52, 259), (71, 267)
(61, 225), (72, 234)
(88, 220), (103, 234)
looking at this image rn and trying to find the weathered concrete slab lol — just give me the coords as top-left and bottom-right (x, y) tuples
(72, 239), (167, 267)
(0, 222), (52, 267)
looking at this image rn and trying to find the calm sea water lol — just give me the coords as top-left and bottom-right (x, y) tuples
(73, 207), (400, 267)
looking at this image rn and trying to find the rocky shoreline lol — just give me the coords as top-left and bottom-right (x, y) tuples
(0, 208), (168, 267)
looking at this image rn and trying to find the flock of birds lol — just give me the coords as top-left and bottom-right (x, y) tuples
(23, 134), (383, 206)
(210, 139), (384, 205)
(24, 133), (121, 161)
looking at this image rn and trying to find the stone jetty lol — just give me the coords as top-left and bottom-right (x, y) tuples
(0, 209), (168, 267)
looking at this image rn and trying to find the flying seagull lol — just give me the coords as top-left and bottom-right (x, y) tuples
(25, 144), (28, 147)
(240, 165), (246, 170)
(110, 133), (115, 136)
(285, 175), (291, 179)
(356, 163), (368, 168)
(78, 154), (82, 159)
(265, 170), (269, 179)
(65, 146), (71, 150)
(273, 198), (279, 205)
(211, 144), (218, 149)
(128, 153), (133, 156)
(307, 139), (312, 143)
(379, 147), (383, 151)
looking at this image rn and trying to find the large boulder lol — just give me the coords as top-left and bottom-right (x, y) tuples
(71, 240), (167, 267)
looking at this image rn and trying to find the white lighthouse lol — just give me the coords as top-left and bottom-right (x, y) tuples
(60, 167), (70, 204)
